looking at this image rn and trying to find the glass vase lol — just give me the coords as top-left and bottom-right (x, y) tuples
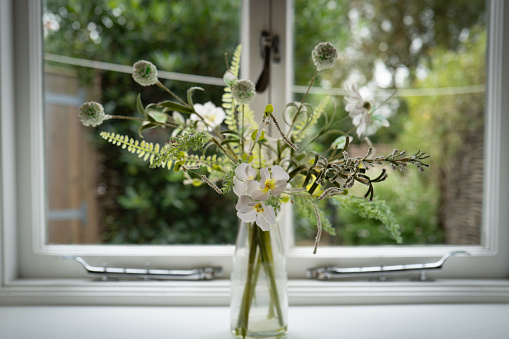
(230, 221), (288, 338)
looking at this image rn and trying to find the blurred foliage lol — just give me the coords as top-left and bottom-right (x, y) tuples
(44, 0), (240, 244)
(44, 0), (486, 246)
(292, 0), (486, 245)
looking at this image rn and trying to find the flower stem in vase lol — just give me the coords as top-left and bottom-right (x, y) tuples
(257, 228), (285, 327)
(236, 224), (259, 338)
(235, 223), (286, 338)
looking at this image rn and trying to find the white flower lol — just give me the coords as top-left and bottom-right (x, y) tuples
(251, 165), (289, 201)
(231, 79), (256, 104)
(312, 42), (338, 71)
(235, 195), (276, 231)
(78, 101), (108, 127)
(190, 101), (226, 131)
(233, 163), (258, 197)
(132, 60), (158, 86)
(345, 84), (372, 137)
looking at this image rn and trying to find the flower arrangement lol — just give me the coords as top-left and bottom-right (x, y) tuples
(78, 42), (429, 338)
(78, 42), (428, 251)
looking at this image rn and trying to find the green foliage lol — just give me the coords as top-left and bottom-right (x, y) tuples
(223, 45), (242, 132)
(265, 195), (283, 215)
(331, 195), (402, 244)
(44, 0), (241, 244)
(100, 132), (170, 169)
(221, 163), (238, 194)
(293, 196), (335, 236)
(151, 132), (210, 168)
(46, 0), (486, 247)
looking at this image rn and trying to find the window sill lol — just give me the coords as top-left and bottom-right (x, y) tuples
(0, 304), (508, 339)
(1, 278), (509, 306)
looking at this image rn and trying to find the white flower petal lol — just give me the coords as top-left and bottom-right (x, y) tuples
(246, 180), (260, 196)
(259, 167), (270, 186)
(193, 104), (204, 113)
(271, 182), (287, 197)
(238, 210), (257, 223)
(345, 103), (356, 112)
(235, 195), (254, 213)
(235, 163), (249, 180)
(263, 205), (276, 225)
(246, 164), (257, 180)
(356, 123), (366, 137)
(271, 165), (289, 181)
(233, 176), (246, 196)
(352, 114), (363, 126)
(256, 213), (270, 231)
(251, 189), (270, 201)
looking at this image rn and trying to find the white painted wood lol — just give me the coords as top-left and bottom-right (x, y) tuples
(0, 0), (17, 286)
(1, 0), (509, 306)
(1, 279), (509, 306)
(0, 304), (508, 339)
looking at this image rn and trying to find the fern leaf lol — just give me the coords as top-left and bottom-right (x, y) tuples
(223, 45), (242, 133)
(100, 132), (170, 169)
(230, 44), (242, 77)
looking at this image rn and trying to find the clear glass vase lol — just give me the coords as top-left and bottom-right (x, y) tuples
(230, 221), (288, 338)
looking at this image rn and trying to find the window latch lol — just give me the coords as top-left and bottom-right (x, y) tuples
(306, 251), (469, 281)
(255, 31), (280, 93)
(61, 256), (222, 281)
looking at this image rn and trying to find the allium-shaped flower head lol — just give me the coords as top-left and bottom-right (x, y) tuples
(78, 101), (107, 127)
(312, 42), (338, 71)
(223, 70), (238, 88)
(132, 60), (158, 86)
(251, 165), (289, 201)
(231, 79), (256, 104)
(235, 195), (276, 231)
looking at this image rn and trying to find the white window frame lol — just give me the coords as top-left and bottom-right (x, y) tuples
(1, 0), (509, 306)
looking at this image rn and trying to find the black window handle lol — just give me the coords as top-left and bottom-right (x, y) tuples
(255, 31), (280, 93)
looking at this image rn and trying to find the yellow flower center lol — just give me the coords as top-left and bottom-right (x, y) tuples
(262, 179), (276, 192)
(254, 203), (264, 213)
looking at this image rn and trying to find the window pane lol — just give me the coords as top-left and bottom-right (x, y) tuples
(43, 0), (240, 245)
(292, 0), (486, 246)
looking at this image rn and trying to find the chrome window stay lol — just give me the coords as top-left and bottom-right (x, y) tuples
(307, 251), (469, 281)
(62, 256), (222, 281)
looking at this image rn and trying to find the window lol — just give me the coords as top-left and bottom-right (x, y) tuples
(292, 0), (487, 247)
(1, 0), (509, 306)
(43, 0), (241, 246)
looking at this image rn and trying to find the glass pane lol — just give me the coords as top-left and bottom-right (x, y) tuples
(43, 0), (240, 244)
(292, 0), (486, 246)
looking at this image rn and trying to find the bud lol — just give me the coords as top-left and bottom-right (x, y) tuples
(312, 42), (338, 71)
(223, 70), (238, 87)
(78, 101), (108, 127)
(132, 60), (158, 86)
(231, 79), (256, 104)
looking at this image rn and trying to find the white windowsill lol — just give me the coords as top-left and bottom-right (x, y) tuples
(2, 278), (509, 306)
(0, 304), (508, 339)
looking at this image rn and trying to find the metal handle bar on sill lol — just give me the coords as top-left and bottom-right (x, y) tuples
(306, 251), (469, 281)
(61, 256), (222, 281)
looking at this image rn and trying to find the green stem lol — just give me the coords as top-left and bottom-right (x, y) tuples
(211, 138), (239, 164)
(240, 105), (245, 156)
(286, 69), (318, 137)
(258, 142), (262, 169)
(257, 228), (285, 327)
(108, 115), (178, 128)
(236, 223), (259, 338)
(156, 80), (188, 107)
